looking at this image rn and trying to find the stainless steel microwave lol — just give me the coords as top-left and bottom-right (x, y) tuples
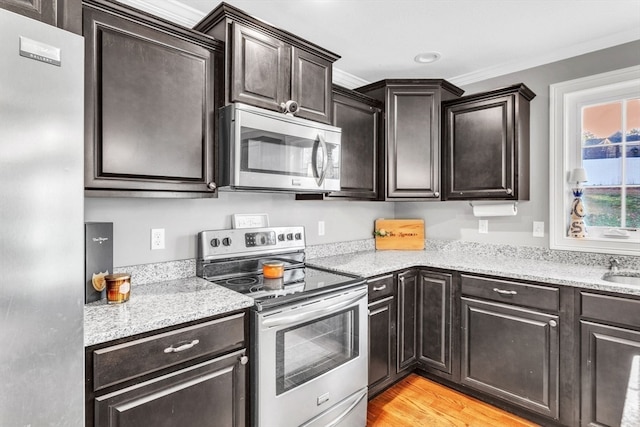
(218, 103), (342, 192)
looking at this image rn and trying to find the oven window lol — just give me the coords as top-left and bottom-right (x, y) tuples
(275, 307), (359, 395)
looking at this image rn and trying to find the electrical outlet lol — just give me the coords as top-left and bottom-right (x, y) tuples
(478, 220), (488, 234)
(533, 221), (545, 237)
(318, 221), (325, 236)
(151, 228), (165, 250)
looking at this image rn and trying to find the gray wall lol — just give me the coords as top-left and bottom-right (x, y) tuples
(85, 40), (640, 267)
(85, 192), (394, 266)
(396, 40), (640, 248)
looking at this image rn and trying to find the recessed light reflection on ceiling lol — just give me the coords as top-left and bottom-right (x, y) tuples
(414, 52), (442, 64)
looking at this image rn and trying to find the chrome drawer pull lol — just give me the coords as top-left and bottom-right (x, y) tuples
(493, 287), (517, 296)
(372, 284), (387, 292)
(239, 355), (249, 365)
(164, 339), (200, 353)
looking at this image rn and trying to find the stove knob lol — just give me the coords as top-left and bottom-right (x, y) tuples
(294, 233), (302, 240)
(278, 234), (285, 241)
(259, 235), (267, 245)
(286, 233), (293, 241)
(210, 238), (220, 248)
(222, 237), (232, 246)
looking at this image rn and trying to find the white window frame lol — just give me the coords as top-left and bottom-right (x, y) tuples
(549, 65), (640, 256)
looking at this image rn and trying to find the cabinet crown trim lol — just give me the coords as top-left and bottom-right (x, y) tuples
(355, 78), (465, 97)
(83, 0), (224, 50)
(193, 2), (340, 61)
(443, 83), (536, 106)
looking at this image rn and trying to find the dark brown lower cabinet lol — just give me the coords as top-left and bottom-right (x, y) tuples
(397, 270), (419, 373)
(368, 296), (396, 395)
(460, 297), (560, 420)
(86, 313), (247, 427)
(95, 349), (246, 427)
(580, 292), (640, 427)
(367, 274), (396, 397)
(418, 270), (457, 381)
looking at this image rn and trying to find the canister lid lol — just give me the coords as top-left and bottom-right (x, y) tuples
(262, 261), (284, 267)
(105, 273), (131, 280)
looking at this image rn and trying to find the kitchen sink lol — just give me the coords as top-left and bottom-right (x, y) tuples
(602, 272), (640, 286)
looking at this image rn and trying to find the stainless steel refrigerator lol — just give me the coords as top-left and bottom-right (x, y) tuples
(0, 8), (84, 426)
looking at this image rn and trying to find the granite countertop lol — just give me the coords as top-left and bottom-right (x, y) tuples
(306, 249), (640, 296)
(84, 277), (254, 347)
(85, 244), (638, 347)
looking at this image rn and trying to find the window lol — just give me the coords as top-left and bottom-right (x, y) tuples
(550, 66), (640, 255)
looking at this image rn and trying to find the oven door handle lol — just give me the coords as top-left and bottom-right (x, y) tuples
(261, 288), (366, 328)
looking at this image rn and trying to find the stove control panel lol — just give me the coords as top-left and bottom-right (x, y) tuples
(197, 226), (305, 259)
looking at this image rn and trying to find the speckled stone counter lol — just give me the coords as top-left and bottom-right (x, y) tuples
(306, 249), (640, 297)
(84, 277), (254, 347)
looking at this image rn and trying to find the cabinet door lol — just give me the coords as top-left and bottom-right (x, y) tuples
(329, 89), (382, 199)
(443, 84), (534, 201)
(368, 295), (395, 396)
(397, 270), (418, 372)
(581, 321), (640, 427)
(443, 95), (515, 199)
(83, 6), (217, 194)
(418, 271), (455, 378)
(231, 22), (290, 112)
(291, 47), (332, 124)
(386, 87), (440, 199)
(95, 349), (247, 427)
(461, 297), (559, 419)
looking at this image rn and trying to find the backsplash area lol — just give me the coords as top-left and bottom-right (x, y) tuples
(115, 239), (639, 286)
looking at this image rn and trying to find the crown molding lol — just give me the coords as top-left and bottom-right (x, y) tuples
(449, 28), (640, 86)
(332, 67), (370, 89)
(115, 0), (204, 28)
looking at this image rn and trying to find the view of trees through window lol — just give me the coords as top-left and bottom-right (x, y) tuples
(581, 98), (640, 228)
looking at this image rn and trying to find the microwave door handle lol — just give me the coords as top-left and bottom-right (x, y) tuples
(314, 134), (328, 186)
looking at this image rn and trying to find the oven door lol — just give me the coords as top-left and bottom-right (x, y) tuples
(253, 285), (368, 427)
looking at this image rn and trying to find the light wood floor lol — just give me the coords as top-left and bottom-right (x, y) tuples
(367, 374), (540, 427)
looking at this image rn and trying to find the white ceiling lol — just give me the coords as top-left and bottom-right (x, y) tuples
(119, 0), (640, 87)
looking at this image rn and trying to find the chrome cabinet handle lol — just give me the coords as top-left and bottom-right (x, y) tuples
(493, 287), (517, 295)
(239, 355), (249, 365)
(434, 192), (440, 198)
(399, 277), (405, 284)
(372, 284), (387, 292)
(164, 339), (199, 353)
(549, 320), (557, 328)
(207, 182), (216, 190)
(506, 188), (513, 195)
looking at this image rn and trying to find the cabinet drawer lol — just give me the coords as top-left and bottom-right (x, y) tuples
(581, 292), (640, 328)
(461, 274), (559, 312)
(368, 274), (394, 302)
(93, 313), (245, 392)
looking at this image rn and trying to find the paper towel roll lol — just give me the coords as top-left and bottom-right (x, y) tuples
(472, 203), (517, 217)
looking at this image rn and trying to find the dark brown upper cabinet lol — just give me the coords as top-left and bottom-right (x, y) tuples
(194, 2), (339, 125)
(442, 84), (536, 201)
(1, 0), (82, 34)
(296, 85), (383, 201)
(83, 0), (222, 197)
(357, 79), (463, 201)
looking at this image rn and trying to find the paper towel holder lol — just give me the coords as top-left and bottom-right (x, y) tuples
(469, 202), (518, 216)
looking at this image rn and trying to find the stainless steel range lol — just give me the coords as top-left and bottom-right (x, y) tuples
(196, 226), (368, 427)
